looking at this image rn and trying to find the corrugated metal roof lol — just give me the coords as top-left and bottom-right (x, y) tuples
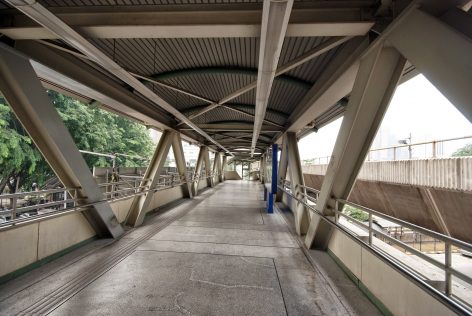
(0, 1), (360, 152)
(34, 0), (321, 7)
(91, 38), (259, 75)
(88, 36), (322, 126)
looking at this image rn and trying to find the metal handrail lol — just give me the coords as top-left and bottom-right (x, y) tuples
(337, 199), (472, 252)
(277, 181), (472, 314)
(0, 172), (222, 230)
(304, 135), (472, 163)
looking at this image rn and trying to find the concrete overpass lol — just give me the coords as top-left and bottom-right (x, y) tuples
(0, 0), (472, 315)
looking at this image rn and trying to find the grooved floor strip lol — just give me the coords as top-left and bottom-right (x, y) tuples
(4, 188), (217, 316)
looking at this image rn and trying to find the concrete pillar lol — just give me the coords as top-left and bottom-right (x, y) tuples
(126, 130), (174, 227)
(305, 45), (406, 249)
(0, 43), (123, 238)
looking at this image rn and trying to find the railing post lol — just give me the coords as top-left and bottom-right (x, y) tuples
(369, 212), (373, 245)
(445, 242), (452, 296)
(334, 200), (339, 224)
(11, 196), (17, 221)
(63, 189), (67, 209)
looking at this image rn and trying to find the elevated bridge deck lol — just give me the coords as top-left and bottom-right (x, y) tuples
(0, 181), (379, 315)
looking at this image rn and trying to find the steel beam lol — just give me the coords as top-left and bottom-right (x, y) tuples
(172, 132), (193, 199)
(194, 123), (282, 131)
(0, 4), (374, 39)
(388, 8), (472, 123)
(14, 41), (175, 130)
(192, 146), (206, 196)
(126, 130), (174, 227)
(251, 0), (293, 156)
(0, 43), (123, 238)
(305, 45), (406, 249)
(184, 37), (349, 123)
(286, 132), (310, 235)
(283, 36), (369, 136)
(6, 1), (233, 155)
(204, 149), (213, 188)
(220, 155), (227, 182)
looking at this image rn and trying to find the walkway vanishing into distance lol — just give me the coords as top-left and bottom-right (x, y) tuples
(0, 181), (379, 315)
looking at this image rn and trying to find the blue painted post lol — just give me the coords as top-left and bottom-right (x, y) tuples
(267, 144), (278, 213)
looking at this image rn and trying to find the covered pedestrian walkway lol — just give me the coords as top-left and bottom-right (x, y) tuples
(0, 180), (380, 315)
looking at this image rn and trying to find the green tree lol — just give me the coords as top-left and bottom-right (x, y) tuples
(452, 143), (472, 157)
(0, 91), (154, 194)
(0, 101), (42, 193)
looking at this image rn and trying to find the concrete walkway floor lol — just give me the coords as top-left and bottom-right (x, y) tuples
(0, 180), (380, 315)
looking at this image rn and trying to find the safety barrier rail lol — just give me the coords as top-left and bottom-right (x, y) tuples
(278, 180), (472, 315)
(304, 135), (472, 164)
(0, 172), (220, 230)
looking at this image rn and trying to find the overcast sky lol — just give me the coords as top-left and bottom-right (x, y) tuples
(298, 74), (472, 160)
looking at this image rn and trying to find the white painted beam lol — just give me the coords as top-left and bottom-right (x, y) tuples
(0, 23), (373, 39)
(388, 8), (472, 123)
(172, 132), (193, 199)
(0, 44), (123, 238)
(6, 0), (233, 156)
(252, 0), (294, 156)
(185, 36), (350, 123)
(286, 132), (310, 235)
(283, 37), (369, 135)
(305, 45), (406, 249)
(126, 130), (174, 227)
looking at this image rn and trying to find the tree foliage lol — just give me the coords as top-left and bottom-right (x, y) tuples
(343, 204), (369, 221)
(0, 91), (154, 193)
(0, 101), (42, 193)
(452, 143), (472, 157)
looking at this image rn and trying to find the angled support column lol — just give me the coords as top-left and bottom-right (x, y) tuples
(204, 148), (213, 187)
(305, 45), (406, 249)
(286, 132), (310, 235)
(388, 8), (472, 123)
(214, 152), (223, 183)
(192, 146), (206, 196)
(211, 152), (220, 185)
(220, 155), (227, 182)
(172, 133), (192, 199)
(0, 44), (123, 238)
(275, 138), (289, 202)
(126, 130), (174, 227)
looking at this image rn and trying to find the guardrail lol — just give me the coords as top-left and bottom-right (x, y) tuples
(304, 135), (472, 164)
(278, 180), (472, 315)
(0, 171), (220, 230)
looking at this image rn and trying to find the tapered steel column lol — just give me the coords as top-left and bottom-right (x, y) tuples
(126, 130), (174, 227)
(0, 44), (123, 238)
(286, 132), (310, 235)
(172, 133), (192, 199)
(305, 45), (406, 249)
